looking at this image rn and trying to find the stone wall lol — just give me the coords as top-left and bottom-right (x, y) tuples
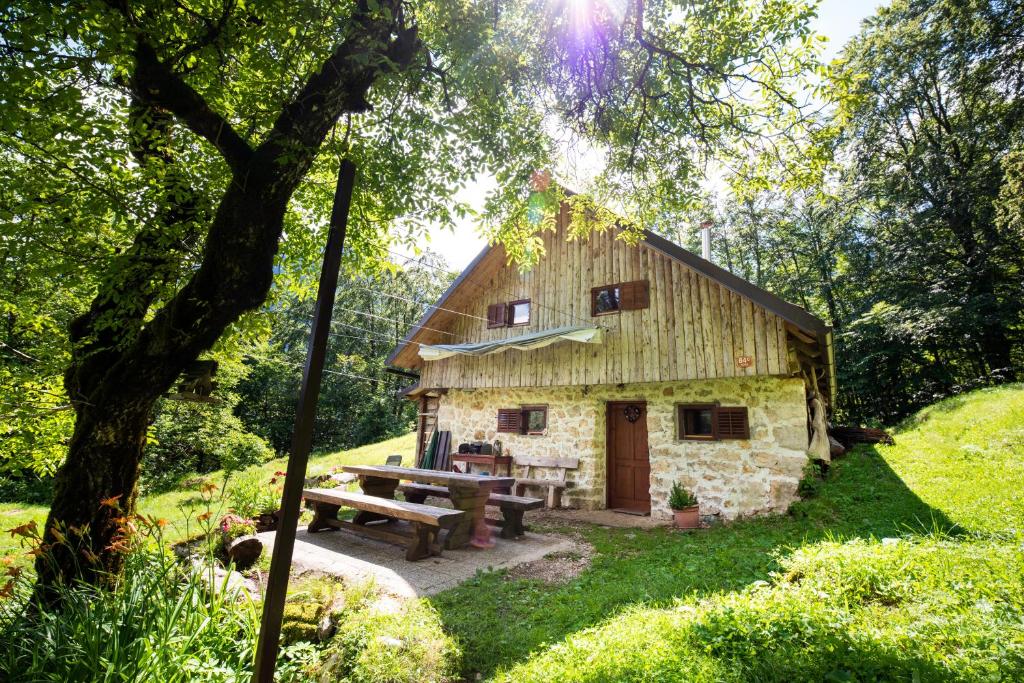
(434, 376), (809, 521)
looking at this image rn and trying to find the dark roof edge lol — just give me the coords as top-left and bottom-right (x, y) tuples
(385, 243), (494, 367)
(641, 230), (830, 335)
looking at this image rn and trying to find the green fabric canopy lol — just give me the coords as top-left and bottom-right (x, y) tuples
(417, 325), (603, 361)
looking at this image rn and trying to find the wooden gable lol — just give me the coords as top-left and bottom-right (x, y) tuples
(389, 203), (829, 392)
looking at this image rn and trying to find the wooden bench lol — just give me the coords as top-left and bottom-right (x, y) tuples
(513, 456), (580, 508)
(303, 488), (464, 561)
(399, 483), (543, 539)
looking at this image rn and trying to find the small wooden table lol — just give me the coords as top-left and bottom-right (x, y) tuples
(341, 465), (514, 550)
(452, 453), (513, 478)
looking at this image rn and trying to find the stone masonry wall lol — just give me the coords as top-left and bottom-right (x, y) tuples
(435, 376), (809, 521)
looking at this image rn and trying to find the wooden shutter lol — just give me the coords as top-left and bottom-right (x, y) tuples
(487, 302), (507, 328)
(497, 408), (521, 433)
(619, 280), (650, 311)
(717, 407), (750, 439)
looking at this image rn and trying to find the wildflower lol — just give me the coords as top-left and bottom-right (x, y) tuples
(201, 481), (218, 494)
(100, 494), (122, 509)
(50, 527), (66, 544)
(197, 511), (213, 523)
(106, 538), (131, 554)
(82, 548), (100, 564)
(0, 581), (13, 599)
(6, 566), (21, 578)
(155, 518), (168, 528)
(7, 521), (38, 539)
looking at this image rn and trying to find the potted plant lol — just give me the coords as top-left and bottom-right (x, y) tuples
(669, 482), (700, 529)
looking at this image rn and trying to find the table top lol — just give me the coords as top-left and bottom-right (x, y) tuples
(452, 453), (512, 463)
(342, 464), (514, 489)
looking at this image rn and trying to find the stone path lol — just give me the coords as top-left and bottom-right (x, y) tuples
(259, 524), (575, 597)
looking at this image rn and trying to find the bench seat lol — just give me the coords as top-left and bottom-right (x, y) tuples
(512, 456), (580, 508)
(303, 488), (464, 561)
(398, 483), (542, 538)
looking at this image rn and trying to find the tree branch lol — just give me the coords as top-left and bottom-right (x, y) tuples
(131, 42), (253, 172)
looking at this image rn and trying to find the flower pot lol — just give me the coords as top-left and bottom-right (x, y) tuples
(672, 505), (700, 529)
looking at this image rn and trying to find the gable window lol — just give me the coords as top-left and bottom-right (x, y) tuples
(591, 280), (649, 316)
(496, 405), (548, 435)
(487, 300), (530, 328)
(676, 404), (750, 441)
(509, 299), (531, 326)
(592, 285), (621, 315)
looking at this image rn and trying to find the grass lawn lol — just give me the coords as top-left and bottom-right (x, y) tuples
(3, 387), (1022, 681)
(1, 433), (416, 568)
(430, 385), (1024, 681)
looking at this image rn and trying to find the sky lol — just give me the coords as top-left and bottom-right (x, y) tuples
(399, 0), (887, 272)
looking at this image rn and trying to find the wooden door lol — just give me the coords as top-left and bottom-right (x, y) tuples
(606, 401), (650, 512)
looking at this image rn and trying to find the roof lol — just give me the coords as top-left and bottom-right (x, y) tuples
(387, 223), (830, 368)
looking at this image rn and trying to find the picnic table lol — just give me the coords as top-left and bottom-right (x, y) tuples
(342, 465), (515, 550)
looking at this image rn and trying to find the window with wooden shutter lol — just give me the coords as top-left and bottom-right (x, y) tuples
(520, 405), (547, 434)
(677, 404), (718, 440)
(508, 299), (531, 326)
(487, 303), (507, 328)
(717, 407), (750, 439)
(497, 408), (521, 433)
(676, 404), (749, 440)
(619, 280), (650, 311)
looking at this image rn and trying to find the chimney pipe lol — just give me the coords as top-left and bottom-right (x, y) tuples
(699, 219), (713, 261)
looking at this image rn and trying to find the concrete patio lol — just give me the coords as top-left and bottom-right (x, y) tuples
(259, 524), (575, 597)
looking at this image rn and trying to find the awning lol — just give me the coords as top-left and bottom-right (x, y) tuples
(417, 325), (603, 361)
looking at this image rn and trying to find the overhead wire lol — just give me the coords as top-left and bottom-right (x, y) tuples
(384, 247), (598, 328)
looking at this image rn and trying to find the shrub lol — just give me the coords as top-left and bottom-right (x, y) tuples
(668, 481), (697, 509)
(321, 598), (461, 683)
(227, 470), (284, 518)
(797, 459), (824, 498)
(143, 398), (273, 494)
(0, 471), (53, 504)
(218, 430), (274, 475)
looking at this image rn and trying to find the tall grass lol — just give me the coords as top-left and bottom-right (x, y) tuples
(0, 525), (258, 682)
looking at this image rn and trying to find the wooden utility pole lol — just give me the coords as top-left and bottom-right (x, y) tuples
(252, 159), (356, 682)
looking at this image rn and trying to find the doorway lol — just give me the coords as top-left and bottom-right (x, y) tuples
(606, 401), (651, 514)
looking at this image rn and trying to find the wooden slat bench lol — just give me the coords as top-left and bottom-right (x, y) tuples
(399, 483), (543, 539)
(303, 488), (464, 561)
(513, 456), (580, 508)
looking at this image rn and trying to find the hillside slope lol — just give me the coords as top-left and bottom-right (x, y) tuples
(472, 386), (1024, 682)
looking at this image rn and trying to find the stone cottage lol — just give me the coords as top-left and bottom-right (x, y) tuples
(387, 203), (834, 521)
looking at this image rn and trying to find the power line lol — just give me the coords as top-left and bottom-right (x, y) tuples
(336, 305), (456, 338)
(385, 247), (596, 328)
(244, 352), (394, 386)
(351, 285), (491, 323)
(329, 319), (419, 346)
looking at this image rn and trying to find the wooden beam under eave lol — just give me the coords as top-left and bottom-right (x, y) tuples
(784, 321), (818, 345)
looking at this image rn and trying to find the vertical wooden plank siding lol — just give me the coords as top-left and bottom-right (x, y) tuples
(413, 216), (809, 389)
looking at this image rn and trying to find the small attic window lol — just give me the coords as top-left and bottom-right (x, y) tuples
(592, 286), (621, 315)
(509, 300), (531, 326)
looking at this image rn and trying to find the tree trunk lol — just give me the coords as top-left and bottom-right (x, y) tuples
(36, 0), (420, 593)
(37, 397), (154, 590)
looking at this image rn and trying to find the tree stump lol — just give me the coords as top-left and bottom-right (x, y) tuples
(227, 534), (263, 569)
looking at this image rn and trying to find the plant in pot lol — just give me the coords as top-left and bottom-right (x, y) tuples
(669, 482), (700, 529)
